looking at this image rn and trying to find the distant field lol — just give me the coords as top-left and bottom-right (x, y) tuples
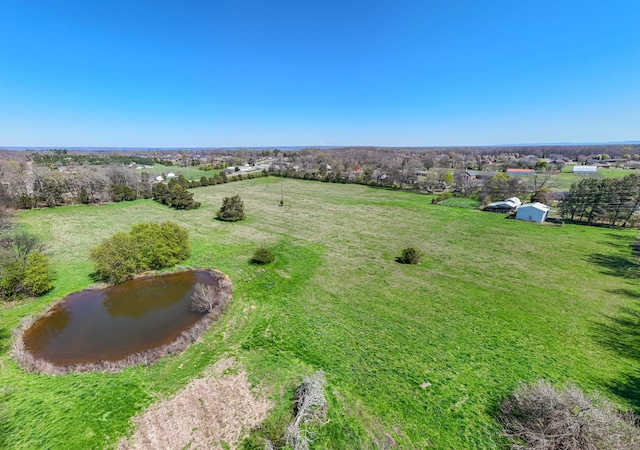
(140, 163), (213, 179)
(553, 166), (638, 190)
(1, 177), (639, 448)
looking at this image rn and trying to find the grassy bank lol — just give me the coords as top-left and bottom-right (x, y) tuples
(1, 177), (639, 448)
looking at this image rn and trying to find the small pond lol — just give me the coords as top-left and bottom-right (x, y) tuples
(23, 270), (219, 367)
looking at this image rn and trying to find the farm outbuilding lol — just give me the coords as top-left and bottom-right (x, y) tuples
(516, 203), (551, 223)
(485, 197), (522, 213)
(572, 165), (597, 174)
(506, 168), (535, 176)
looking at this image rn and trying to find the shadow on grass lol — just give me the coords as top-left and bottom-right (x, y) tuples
(0, 325), (9, 355)
(593, 289), (640, 411)
(588, 233), (640, 279)
(586, 253), (640, 279)
(599, 233), (639, 250)
(594, 303), (640, 361)
(604, 371), (640, 414)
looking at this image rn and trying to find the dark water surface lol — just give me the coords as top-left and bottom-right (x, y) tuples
(23, 270), (217, 366)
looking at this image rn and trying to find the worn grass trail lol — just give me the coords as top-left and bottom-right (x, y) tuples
(1, 177), (638, 448)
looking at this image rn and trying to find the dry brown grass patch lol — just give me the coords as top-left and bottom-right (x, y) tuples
(118, 358), (272, 450)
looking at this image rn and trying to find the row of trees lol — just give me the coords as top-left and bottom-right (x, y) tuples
(560, 174), (640, 227)
(0, 158), (269, 211)
(89, 221), (191, 284)
(29, 151), (156, 167)
(0, 161), (155, 208)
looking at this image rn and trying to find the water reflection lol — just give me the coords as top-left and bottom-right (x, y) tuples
(103, 273), (195, 319)
(23, 271), (217, 366)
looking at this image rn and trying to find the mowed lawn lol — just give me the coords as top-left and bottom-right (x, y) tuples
(1, 177), (639, 449)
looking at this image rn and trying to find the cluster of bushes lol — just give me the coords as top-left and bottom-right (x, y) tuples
(89, 221), (191, 284)
(152, 181), (201, 210)
(198, 163), (225, 171)
(151, 170), (268, 211)
(431, 192), (453, 204)
(0, 231), (53, 301)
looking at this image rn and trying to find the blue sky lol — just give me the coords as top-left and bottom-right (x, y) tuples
(0, 1), (638, 147)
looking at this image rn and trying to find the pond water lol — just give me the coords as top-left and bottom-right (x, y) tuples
(23, 270), (218, 366)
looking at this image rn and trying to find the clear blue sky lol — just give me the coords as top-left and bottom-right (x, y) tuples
(1, 1), (638, 147)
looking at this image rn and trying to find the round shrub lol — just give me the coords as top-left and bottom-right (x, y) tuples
(397, 247), (422, 265)
(251, 247), (275, 265)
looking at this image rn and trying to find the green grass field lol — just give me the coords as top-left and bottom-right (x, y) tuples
(553, 166), (638, 190)
(1, 177), (639, 448)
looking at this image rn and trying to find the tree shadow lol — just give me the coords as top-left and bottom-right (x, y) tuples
(598, 233), (638, 251)
(593, 304), (640, 361)
(604, 371), (640, 414)
(586, 253), (640, 279)
(0, 325), (9, 355)
(592, 289), (640, 411)
(588, 233), (640, 278)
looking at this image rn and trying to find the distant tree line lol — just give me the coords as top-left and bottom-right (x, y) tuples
(151, 170), (268, 210)
(0, 159), (269, 211)
(29, 150), (156, 167)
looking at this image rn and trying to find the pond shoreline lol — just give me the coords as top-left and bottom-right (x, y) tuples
(11, 268), (233, 375)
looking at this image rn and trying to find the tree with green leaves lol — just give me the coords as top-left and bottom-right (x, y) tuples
(217, 195), (245, 221)
(0, 231), (53, 301)
(89, 221), (191, 284)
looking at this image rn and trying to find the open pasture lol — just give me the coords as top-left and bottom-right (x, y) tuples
(1, 177), (638, 448)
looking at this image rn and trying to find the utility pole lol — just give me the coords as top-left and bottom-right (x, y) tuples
(280, 177), (284, 206)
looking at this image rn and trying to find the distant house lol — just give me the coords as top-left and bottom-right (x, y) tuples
(462, 170), (497, 180)
(155, 175), (164, 182)
(506, 168), (535, 176)
(516, 203), (551, 223)
(485, 197), (522, 213)
(572, 165), (597, 174)
(166, 172), (177, 178)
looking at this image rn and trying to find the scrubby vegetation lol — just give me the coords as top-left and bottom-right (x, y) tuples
(89, 221), (190, 283)
(284, 370), (328, 450)
(152, 177), (201, 210)
(251, 247), (275, 265)
(396, 247), (422, 264)
(499, 380), (640, 449)
(190, 279), (232, 318)
(0, 219), (53, 301)
(0, 245), (53, 301)
(217, 194), (245, 221)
